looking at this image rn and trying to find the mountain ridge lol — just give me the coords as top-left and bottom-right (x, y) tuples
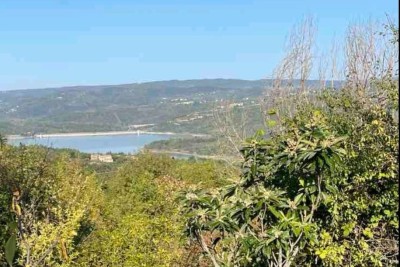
(1, 78), (343, 93)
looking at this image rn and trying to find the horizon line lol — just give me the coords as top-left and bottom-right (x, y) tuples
(1, 77), (345, 92)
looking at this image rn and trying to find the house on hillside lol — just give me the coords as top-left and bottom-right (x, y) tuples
(90, 154), (113, 163)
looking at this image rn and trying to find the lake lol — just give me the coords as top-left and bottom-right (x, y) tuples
(8, 134), (171, 154)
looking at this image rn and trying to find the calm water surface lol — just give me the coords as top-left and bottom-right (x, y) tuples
(9, 134), (171, 154)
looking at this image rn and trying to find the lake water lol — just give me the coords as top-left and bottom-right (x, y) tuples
(8, 134), (171, 154)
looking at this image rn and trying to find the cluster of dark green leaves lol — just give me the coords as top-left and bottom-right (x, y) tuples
(182, 109), (351, 266)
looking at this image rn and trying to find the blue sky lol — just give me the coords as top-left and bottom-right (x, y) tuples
(0, 0), (397, 90)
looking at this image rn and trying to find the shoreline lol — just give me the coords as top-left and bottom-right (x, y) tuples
(147, 149), (237, 161)
(7, 130), (210, 140)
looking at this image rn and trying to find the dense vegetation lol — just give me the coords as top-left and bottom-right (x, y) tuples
(0, 144), (236, 266)
(182, 83), (399, 266)
(181, 22), (399, 266)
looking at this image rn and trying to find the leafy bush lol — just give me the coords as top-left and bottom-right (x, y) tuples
(0, 145), (102, 266)
(181, 25), (399, 267)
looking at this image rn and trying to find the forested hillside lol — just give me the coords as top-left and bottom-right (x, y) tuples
(0, 79), (332, 135)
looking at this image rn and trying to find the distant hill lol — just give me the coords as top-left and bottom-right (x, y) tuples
(0, 79), (342, 135)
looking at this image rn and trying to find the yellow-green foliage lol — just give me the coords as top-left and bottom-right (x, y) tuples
(74, 152), (231, 266)
(0, 145), (232, 267)
(172, 160), (233, 188)
(0, 145), (102, 267)
(76, 155), (182, 266)
(78, 214), (182, 267)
